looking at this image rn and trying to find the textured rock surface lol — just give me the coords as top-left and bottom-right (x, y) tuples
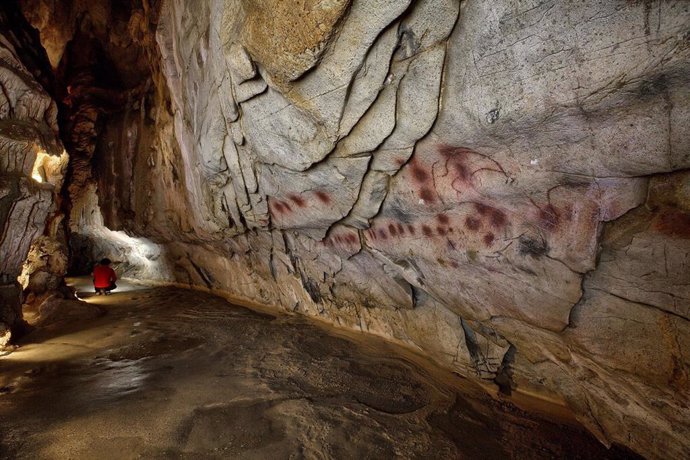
(0, 3), (66, 344)
(16, 0), (690, 458)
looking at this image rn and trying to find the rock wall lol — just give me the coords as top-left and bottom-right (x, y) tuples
(0, 2), (66, 345)
(22, 0), (690, 458)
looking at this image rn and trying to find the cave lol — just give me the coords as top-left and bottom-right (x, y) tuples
(0, 0), (688, 458)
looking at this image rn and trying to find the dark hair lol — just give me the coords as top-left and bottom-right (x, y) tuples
(100, 258), (112, 265)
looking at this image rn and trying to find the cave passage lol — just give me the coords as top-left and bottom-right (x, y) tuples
(1, 0), (689, 458)
(0, 279), (639, 459)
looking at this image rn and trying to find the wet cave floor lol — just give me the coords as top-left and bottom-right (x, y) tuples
(0, 278), (640, 459)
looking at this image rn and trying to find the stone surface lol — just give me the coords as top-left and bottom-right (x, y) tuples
(0, 279), (639, 459)
(14, 0), (690, 458)
(0, 4), (65, 344)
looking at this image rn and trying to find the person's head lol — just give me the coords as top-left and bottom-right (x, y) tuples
(100, 258), (112, 266)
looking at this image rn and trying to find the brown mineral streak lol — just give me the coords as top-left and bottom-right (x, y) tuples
(240, 0), (352, 84)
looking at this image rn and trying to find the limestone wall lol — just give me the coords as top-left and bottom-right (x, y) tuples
(33, 1), (689, 457)
(0, 5), (65, 345)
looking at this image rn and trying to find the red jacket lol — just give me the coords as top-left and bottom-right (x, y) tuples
(93, 265), (117, 288)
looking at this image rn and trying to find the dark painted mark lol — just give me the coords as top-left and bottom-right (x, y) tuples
(439, 145), (476, 182)
(483, 232), (495, 246)
(288, 194), (306, 207)
(273, 201), (285, 213)
(411, 166), (429, 183)
(407, 224), (416, 235)
(389, 206), (416, 224)
(378, 229), (388, 240)
(437, 213), (449, 225)
(519, 236), (548, 257)
(474, 203), (491, 216)
(655, 209), (690, 238)
(419, 188), (435, 202)
(439, 145), (477, 159)
(315, 191), (331, 204)
(437, 226), (447, 236)
(281, 201), (292, 212)
(389, 223), (398, 236)
(465, 216), (480, 231)
(347, 234), (357, 244)
(638, 73), (668, 99)
(453, 162), (470, 182)
(490, 209), (507, 228)
(448, 227), (454, 233)
(422, 225), (433, 237)
(447, 239), (457, 251)
(538, 205), (559, 231)
(449, 260), (459, 268)
(396, 223), (405, 235)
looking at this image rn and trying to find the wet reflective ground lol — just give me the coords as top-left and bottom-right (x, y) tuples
(0, 279), (640, 459)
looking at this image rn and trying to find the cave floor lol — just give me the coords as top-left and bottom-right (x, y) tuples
(0, 278), (639, 459)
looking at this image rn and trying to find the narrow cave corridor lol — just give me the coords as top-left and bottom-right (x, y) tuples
(0, 0), (689, 458)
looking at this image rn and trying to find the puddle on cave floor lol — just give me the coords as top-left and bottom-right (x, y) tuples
(0, 278), (640, 459)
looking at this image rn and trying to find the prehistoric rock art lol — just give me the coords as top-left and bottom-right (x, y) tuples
(1, 1), (688, 458)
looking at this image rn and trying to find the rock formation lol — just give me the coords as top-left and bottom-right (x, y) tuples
(0, 2), (66, 346)
(1, 1), (688, 457)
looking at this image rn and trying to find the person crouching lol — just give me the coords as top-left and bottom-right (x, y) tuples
(92, 258), (117, 295)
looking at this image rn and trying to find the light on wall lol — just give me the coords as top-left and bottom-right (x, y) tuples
(31, 148), (69, 185)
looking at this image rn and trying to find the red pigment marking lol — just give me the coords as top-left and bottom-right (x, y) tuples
(347, 234), (357, 244)
(378, 229), (388, 240)
(474, 203), (491, 216)
(453, 162), (470, 182)
(315, 191), (331, 204)
(369, 229), (377, 240)
(411, 165), (429, 183)
(388, 223), (398, 236)
(539, 204), (560, 230)
(273, 201), (285, 213)
(439, 145), (476, 182)
(465, 216), (480, 231)
(448, 227), (454, 233)
(419, 188), (435, 202)
(396, 223), (404, 235)
(654, 209), (690, 238)
(437, 226), (448, 236)
(483, 232), (495, 246)
(439, 145), (477, 158)
(288, 194), (306, 207)
(281, 201), (292, 212)
(422, 225), (433, 237)
(449, 260), (459, 268)
(407, 225), (416, 235)
(437, 213), (449, 225)
(490, 209), (507, 228)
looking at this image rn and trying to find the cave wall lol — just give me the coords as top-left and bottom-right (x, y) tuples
(17, 0), (690, 458)
(0, 2), (66, 346)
